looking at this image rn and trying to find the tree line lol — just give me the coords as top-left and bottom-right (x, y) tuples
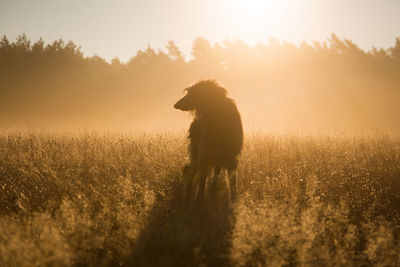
(1, 33), (399, 131)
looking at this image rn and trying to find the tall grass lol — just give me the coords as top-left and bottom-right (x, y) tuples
(0, 132), (399, 266)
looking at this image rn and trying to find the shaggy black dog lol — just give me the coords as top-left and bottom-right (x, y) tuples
(174, 80), (243, 201)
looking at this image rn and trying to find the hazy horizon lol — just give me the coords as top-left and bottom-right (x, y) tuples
(1, 0), (400, 62)
(1, 0), (400, 133)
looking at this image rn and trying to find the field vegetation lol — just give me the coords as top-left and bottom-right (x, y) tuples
(1, 132), (400, 266)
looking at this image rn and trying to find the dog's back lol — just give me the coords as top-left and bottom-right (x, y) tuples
(189, 97), (243, 171)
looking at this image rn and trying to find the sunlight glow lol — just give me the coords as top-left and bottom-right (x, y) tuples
(233, 0), (271, 17)
(217, 0), (298, 43)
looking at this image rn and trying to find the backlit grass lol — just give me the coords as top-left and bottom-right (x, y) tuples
(1, 132), (399, 266)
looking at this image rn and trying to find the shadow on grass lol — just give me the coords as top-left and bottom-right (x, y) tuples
(126, 174), (236, 267)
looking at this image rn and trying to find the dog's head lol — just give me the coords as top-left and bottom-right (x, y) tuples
(174, 80), (227, 112)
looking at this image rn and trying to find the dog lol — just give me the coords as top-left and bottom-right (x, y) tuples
(174, 80), (243, 202)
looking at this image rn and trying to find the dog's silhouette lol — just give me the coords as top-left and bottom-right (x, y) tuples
(174, 80), (243, 201)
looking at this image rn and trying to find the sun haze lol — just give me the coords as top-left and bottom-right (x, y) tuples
(3, 1), (400, 266)
(1, 0), (400, 132)
(1, 0), (400, 61)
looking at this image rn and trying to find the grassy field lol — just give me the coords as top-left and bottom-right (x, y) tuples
(1, 132), (400, 266)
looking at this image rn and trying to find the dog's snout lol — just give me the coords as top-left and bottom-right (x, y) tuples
(173, 100), (180, 109)
(174, 97), (189, 111)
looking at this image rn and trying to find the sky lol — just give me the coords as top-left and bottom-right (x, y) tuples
(1, 0), (400, 62)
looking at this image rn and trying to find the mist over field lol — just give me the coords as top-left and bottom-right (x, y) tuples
(2, 4), (400, 265)
(1, 34), (400, 132)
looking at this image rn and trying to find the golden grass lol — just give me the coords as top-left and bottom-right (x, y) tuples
(0, 132), (400, 266)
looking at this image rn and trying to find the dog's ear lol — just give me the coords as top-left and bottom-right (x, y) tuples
(211, 85), (227, 99)
(206, 80), (227, 98)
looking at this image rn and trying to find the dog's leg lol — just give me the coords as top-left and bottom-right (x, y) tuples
(228, 169), (237, 202)
(183, 164), (197, 199)
(210, 166), (222, 197)
(197, 166), (208, 203)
